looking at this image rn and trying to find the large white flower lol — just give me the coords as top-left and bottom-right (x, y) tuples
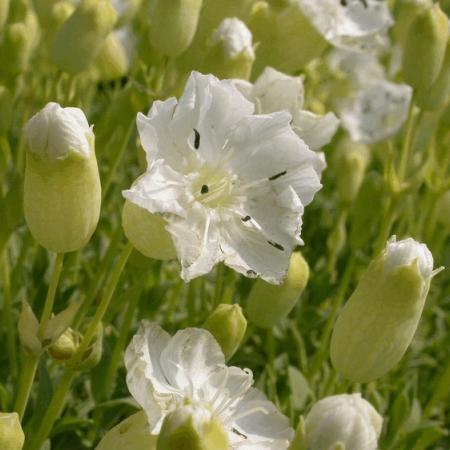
(123, 71), (324, 283)
(125, 321), (294, 449)
(298, 0), (393, 51)
(234, 67), (339, 151)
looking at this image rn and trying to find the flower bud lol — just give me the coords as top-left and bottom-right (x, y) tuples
(92, 32), (129, 82)
(331, 237), (436, 383)
(0, 0), (10, 32)
(393, 0), (430, 44)
(436, 190), (450, 229)
(50, 0), (117, 74)
(149, 0), (203, 57)
(23, 102), (101, 253)
(122, 199), (177, 261)
(0, 412), (25, 450)
(304, 394), (383, 450)
(416, 40), (450, 110)
(333, 138), (370, 205)
(203, 304), (247, 361)
(402, 3), (449, 89)
(203, 18), (255, 80)
(33, 0), (74, 30)
(249, 1), (328, 76)
(157, 404), (228, 450)
(96, 411), (157, 450)
(0, 85), (13, 135)
(246, 251), (310, 328)
(48, 328), (80, 362)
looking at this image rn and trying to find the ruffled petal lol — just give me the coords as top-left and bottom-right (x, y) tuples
(293, 110), (339, 150)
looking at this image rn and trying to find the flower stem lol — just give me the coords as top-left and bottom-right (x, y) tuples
(14, 356), (39, 420)
(398, 99), (416, 183)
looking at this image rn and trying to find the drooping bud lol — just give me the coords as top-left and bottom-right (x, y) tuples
(157, 404), (228, 450)
(0, 0), (10, 32)
(50, 0), (117, 74)
(149, 0), (203, 57)
(246, 251), (310, 328)
(402, 3), (449, 89)
(331, 237), (437, 383)
(416, 40), (450, 110)
(23, 102), (101, 253)
(303, 394), (383, 450)
(122, 199), (177, 261)
(48, 328), (81, 362)
(203, 304), (247, 361)
(96, 411), (157, 450)
(333, 138), (370, 205)
(92, 32), (129, 82)
(0, 413), (25, 450)
(203, 18), (255, 80)
(249, 1), (328, 76)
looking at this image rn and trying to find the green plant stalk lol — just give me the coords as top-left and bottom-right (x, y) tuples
(14, 252), (64, 420)
(2, 253), (17, 377)
(27, 242), (133, 450)
(398, 99), (416, 183)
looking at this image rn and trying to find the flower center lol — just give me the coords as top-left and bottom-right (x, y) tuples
(192, 165), (234, 209)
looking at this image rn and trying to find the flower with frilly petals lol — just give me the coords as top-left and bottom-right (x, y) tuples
(125, 321), (294, 449)
(123, 71), (324, 283)
(234, 67), (339, 151)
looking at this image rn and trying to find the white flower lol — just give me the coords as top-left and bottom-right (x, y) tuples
(212, 18), (255, 60)
(123, 71), (324, 283)
(234, 67), (339, 151)
(125, 321), (294, 449)
(384, 236), (434, 279)
(338, 80), (412, 143)
(304, 393), (383, 450)
(24, 102), (93, 159)
(298, 0), (393, 51)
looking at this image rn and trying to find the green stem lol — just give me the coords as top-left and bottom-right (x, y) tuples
(14, 356), (39, 420)
(398, 99), (416, 183)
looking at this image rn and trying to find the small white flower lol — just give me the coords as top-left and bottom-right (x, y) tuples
(338, 80), (412, 143)
(24, 102), (93, 159)
(124, 71), (324, 283)
(234, 67), (339, 151)
(298, 0), (393, 51)
(212, 18), (255, 60)
(384, 236), (434, 279)
(304, 393), (383, 450)
(125, 321), (294, 449)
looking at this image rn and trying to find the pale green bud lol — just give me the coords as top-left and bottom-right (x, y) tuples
(149, 0), (203, 57)
(402, 2), (449, 89)
(203, 304), (247, 361)
(416, 40), (450, 110)
(92, 32), (129, 82)
(436, 190), (450, 229)
(157, 404), (228, 450)
(0, 413), (25, 450)
(96, 411), (157, 450)
(246, 251), (310, 328)
(122, 200), (177, 261)
(0, 0), (10, 32)
(23, 102), (101, 253)
(48, 327), (81, 362)
(303, 394), (383, 450)
(51, 0), (117, 74)
(0, 85), (13, 135)
(203, 18), (255, 80)
(333, 138), (370, 205)
(249, 1), (328, 76)
(393, 0), (430, 44)
(33, 0), (74, 30)
(331, 237), (436, 383)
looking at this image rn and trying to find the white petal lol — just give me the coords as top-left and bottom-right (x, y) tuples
(293, 110), (339, 150)
(122, 160), (190, 217)
(124, 321), (176, 433)
(338, 81), (412, 144)
(228, 388), (293, 449)
(159, 328), (225, 399)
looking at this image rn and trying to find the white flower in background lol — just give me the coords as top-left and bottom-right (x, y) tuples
(338, 80), (412, 144)
(123, 71), (324, 283)
(212, 18), (255, 61)
(24, 102), (93, 159)
(125, 321), (294, 449)
(234, 67), (339, 151)
(304, 393), (383, 450)
(298, 0), (393, 51)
